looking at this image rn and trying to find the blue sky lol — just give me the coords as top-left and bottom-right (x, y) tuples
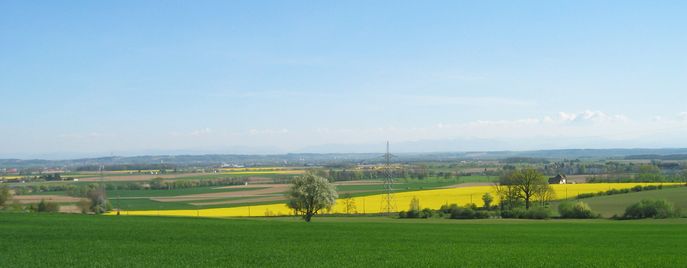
(2, 1), (687, 158)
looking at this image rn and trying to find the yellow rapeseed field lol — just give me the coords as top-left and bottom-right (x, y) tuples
(109, 182), (680, 218)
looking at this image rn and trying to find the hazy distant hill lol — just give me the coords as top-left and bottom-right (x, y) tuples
(3, 148), (687, 169)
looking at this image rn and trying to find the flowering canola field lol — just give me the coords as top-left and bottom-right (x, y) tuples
(108, 183), (679, 217)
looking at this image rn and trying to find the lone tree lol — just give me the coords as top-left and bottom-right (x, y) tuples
(508, 168), (549, 209)
(287, 173), (338, 222)
(87, 186), (111, 214)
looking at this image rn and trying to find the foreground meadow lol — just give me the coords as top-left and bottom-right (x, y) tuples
(1, 213), (685, 267)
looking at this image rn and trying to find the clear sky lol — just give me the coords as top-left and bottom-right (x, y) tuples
(2, 1), (687, 158)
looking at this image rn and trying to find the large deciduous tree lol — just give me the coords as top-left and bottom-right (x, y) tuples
(511, 168), (549, 209)
(87, 186), (111, 214)
(287, 173), (338, 222)
(497, 168), (549, 210)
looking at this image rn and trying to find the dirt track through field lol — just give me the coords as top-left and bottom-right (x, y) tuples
(565, 175), (589, 183)
(333, 180), (384, 185)
(188, 189), (378, 206)
(440, 182), (495, 189)
(116, 179), (463, 207)
(59, 205), (82, 213)
(79, 173), (202, 182)
(190, 196), (287, 206)
(153, 180), (386, 204)
(12, 195), (83, 204)
(152, 184), (290, 202)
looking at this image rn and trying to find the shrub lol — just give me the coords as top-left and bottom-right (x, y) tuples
(439, 204), (459, 214)
(473, 210), (491, 219)
(448, 207), (492, 219)
(500, 208), (522, 219)
(501, 207), (551, 219)
(644, 185), (658, 191)
(605, 189), (620, 195)
(420, 208), (434, 219)
(576, 193), (595, 199)
(36, 199), (60, 213)
(405, 209), (421, 218)
(398, 209), (424, 219)
(525, 207), (551, 219)
(398, 197), (423, 218)
(558, 201), (597, 219)
(450, 207), (476, 219)
(623, 199), (680, 219)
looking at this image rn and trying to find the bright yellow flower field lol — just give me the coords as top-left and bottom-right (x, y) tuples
(109, 182), (680, 218)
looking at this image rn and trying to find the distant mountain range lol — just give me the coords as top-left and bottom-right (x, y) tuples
(3, 148), (687, 169)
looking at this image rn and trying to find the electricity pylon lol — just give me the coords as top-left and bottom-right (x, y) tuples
(381, 141), (396, 215)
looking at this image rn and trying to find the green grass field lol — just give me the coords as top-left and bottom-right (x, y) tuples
(572, 187), (687, 217)
(1, 213), (685, 267)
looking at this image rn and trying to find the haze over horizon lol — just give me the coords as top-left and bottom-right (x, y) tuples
(2, 1), (687, 159)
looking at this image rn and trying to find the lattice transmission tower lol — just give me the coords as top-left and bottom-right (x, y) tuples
(381, 141), (396, 215)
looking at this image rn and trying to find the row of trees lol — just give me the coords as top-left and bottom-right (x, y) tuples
(317, 168), (465, 182)
(75, 164), (177, 172)
(0, 185), (11, 208)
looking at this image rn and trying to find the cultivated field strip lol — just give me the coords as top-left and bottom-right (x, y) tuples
(108, 182), (681, 217)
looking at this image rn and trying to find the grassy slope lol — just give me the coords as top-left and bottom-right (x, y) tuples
(574, 187), (687, 217)
(1, 213), (686, 267)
